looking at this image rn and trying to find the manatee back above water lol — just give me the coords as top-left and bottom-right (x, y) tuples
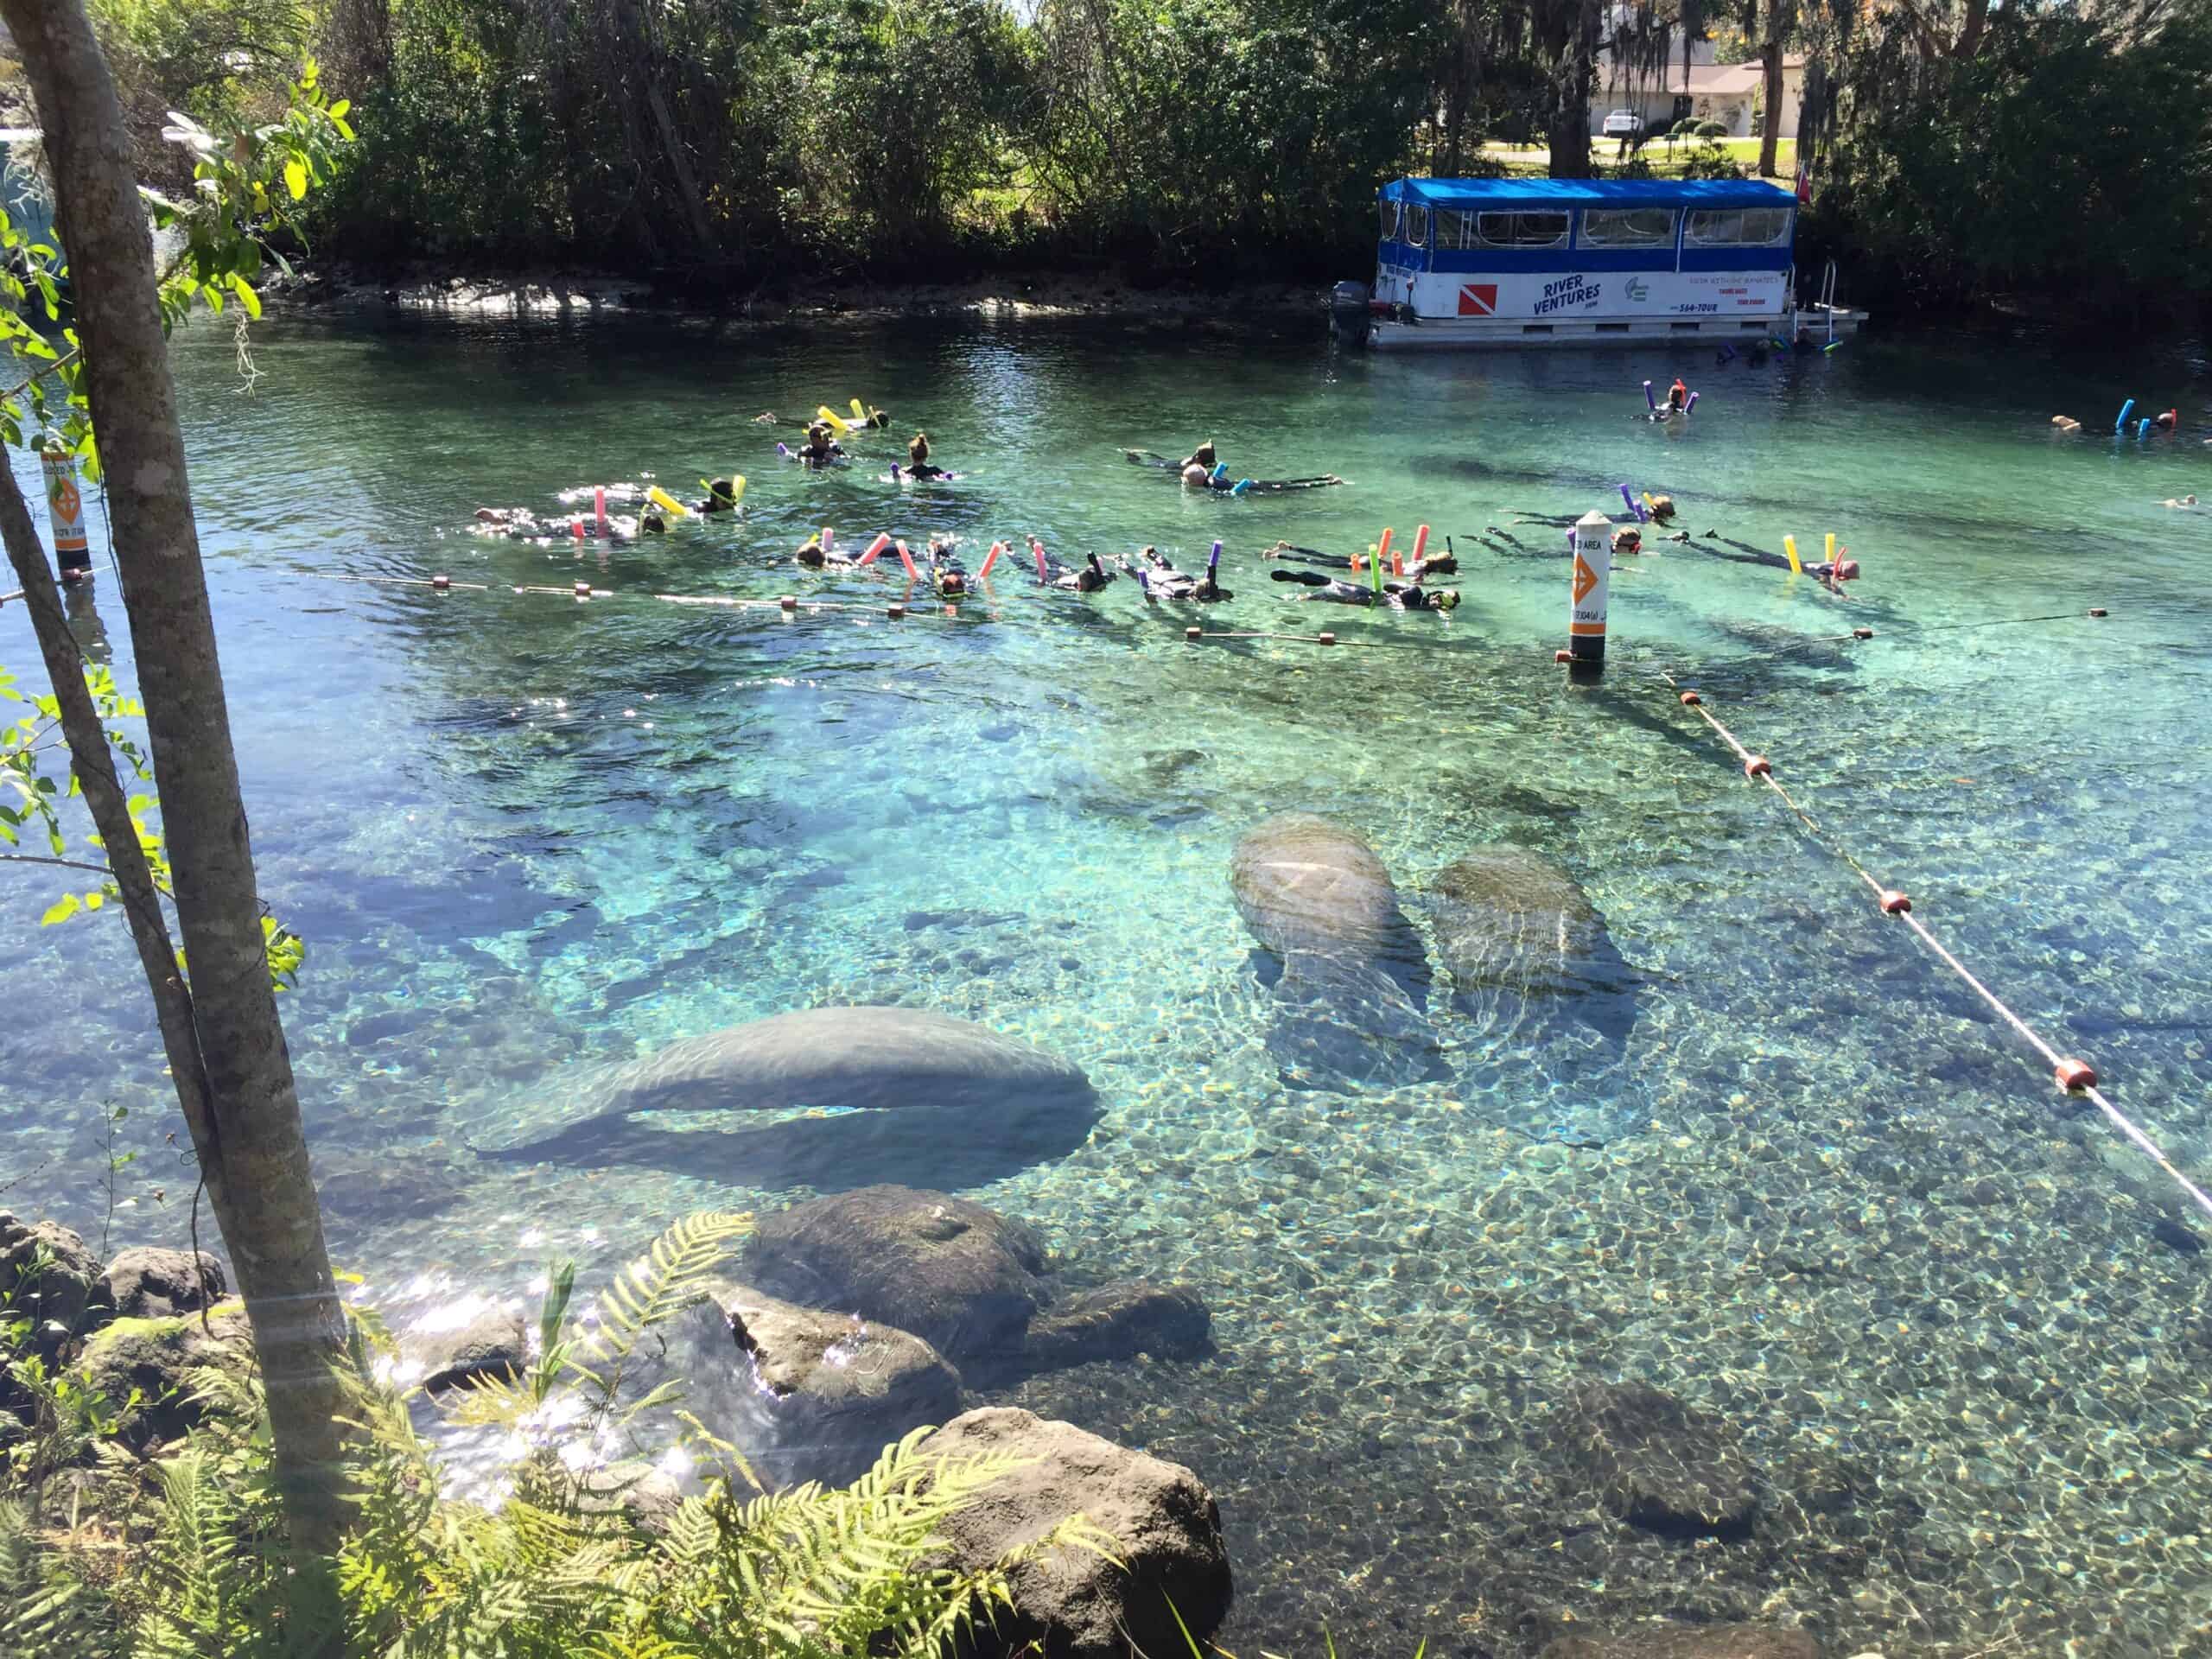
(1230, 812), (1429, 998)
(604, 1005), (1094, 1115)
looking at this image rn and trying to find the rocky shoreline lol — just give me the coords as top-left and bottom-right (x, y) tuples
(270, 263), (1328, 325)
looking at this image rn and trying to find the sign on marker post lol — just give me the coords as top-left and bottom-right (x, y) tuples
(40, 444), (88, 576)
(1567, 509), (1612, 672)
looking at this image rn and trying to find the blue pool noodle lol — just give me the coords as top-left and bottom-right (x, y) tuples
(1643, 380), (1657, 411)
(2117, 399), (2135, 435)
(1619, 484), (1639, 518)
(1209, 540), (1223, 572)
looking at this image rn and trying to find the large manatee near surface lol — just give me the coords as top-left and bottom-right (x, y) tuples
(1230, 813), (1440, 1086)
(480, 1007), (1099, 1190)
(1430, 844), (1637, 1058)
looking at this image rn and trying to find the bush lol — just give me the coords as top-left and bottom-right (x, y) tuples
(1696, 119), (1731, 138)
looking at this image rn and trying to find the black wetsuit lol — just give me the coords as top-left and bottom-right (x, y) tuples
(1270, 569), (1447, 609)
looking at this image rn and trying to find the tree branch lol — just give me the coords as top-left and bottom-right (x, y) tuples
(0, 851), (120, 876)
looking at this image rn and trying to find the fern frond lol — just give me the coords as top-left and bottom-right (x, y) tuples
(590, 1211), (753, 1359)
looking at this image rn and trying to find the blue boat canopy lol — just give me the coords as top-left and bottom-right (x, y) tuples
(1378, 176), (1794, 209)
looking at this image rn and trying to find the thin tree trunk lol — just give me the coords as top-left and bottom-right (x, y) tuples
(1758, 13), (1784, 176)
(0, 0), (349, 1552)
(1547, 41), (1596, 177)
(0, 476), (208, 1128)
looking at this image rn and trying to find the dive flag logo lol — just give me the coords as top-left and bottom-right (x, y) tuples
(1458, 283), (1498, 316)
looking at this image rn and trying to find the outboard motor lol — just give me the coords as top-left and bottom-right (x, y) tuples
(1329, 280), (1372, 345)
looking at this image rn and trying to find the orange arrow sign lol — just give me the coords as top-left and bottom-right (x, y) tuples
(1572, 555), (1599, 604)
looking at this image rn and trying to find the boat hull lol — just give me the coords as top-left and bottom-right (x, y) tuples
(1366, 304), (1866, 351)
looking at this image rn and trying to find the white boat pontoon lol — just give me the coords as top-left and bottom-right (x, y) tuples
(1330, 176), (1867, 351)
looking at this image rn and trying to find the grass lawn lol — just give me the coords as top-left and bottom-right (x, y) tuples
(1474, 137), (1798, 179)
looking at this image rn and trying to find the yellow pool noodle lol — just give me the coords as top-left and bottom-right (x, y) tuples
(1783, 535), (1802, 574)
(849, 399), (868, 423)
(816, 406), (852, 436)
(1825, 532), (1836, 564)
(647, 485), (690, 517)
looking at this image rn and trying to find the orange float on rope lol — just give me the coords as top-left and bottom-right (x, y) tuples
(574, 580), (592, 598)
(1185, 626), (1203, 642)
(779, 595), (798, 612)
(1745, 755), (1772, 778)
(431, 575), (451, 590)
(1318, 632), (1337, 646)
(2055, 1057), (2097, 1091)
(1879, 889), (1912, 915)
(2088, 607), (2108, 618)
(1679, 690), (1702, 706)
(1554, 649), (1573, 664)
(887, 604), (906, 620)
(1853, 627), (1873, 640)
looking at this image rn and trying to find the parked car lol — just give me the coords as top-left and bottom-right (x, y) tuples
(1602, 109), (1643, 138)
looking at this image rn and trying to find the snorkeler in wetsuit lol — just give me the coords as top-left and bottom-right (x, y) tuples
(899, 433), (950, 480)
(926, 535), (968, 595)
(795, 533), (860, 569)
(798, 422), (845, 467)
(695, 479), (742, 514)
(1269, 569), (1460, 611)
(1118, 545), (1232, 601)
(1667, 378), (1689, 413)
(1180, 441), (1218, 490)
(1262, 541), (1457, 582)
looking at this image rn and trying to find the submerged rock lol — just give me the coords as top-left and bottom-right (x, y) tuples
(1541, 1626), (1821, 1659)
(919, 1407), (1233, 1659)
(1566, 1381), (1758, 1540)
(1022, 1281), (1212, 1370)
(1229, 813), (1438, 1084)
(671, 1280), (962, 1491)
(484, 1007), (1100, 1191)
(99, 1248), (226, 1321)
(741, 1185), (1213, 1382)
(1430, 843), (1637, 1056)
(743, 1185), (1050, 1371)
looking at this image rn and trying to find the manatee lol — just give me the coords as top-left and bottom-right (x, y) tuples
(1229, 813), (1439, 1086)
(480, 1007), (1100, 1191)
(1430, 844), (1637, 1058)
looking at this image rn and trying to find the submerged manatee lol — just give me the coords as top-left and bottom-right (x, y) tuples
(1230, 813), (1439, 1085)
(1430, 844), (1637, 1059)
(481, 1007), (1099, 1190)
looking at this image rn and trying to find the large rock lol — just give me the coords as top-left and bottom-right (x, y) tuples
(1431, 844), (1637, 1056)
(1023, 1282), (1212, 1371)
(742, 1186), (1051, 1372)
(1229, 814), (1438, 1084)
(672, 1281), (962, 1491)
(485, 1008), (1100, 1191)
(1565, 1381), (1758, 1540)
(1541, 1626), (1821, 1659)
(918, 1408), (1232, 1659)
(99, 1248), (226, 1320)
(1, 1212), (104, 1353)
(76, 1300), (254, 1447)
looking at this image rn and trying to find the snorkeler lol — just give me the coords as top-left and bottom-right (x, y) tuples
(897, 433), (950, 481)
(2156, 410), (2181, 432)
(797, 422), (845, 467)
(1268, 569), (1460, 611)
(695, 479), (742, 514)
(1648, 493), (1678, 526)
(1263, 539), (1457, 582)
(1116, 545), (1231, 601)
(1612, 524), (1643, 557)
(1666, 378), (1689, 413)
(926, 535), (968, 595)
(2051, 415), (2083, 432)
(795, 532), (861, 569)
(2161, 494), (2199, 509)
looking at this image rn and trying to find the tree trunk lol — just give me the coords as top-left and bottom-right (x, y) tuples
(1953, 0), (1989, 58)
(1543, 0), (1599, 179)
(0, 0), (349, 1550)
(1758, 7), (1784, 176)
(0, 480), (207, 1128)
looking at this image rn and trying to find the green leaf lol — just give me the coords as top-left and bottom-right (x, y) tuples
(228, 275), (262, 320)
(283, 158), (308, 200)
(40, 893), (79, 926)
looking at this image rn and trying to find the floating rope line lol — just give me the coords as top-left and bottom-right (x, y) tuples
(1669, 676), (2212, 1222)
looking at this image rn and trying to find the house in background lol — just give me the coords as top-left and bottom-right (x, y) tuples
(1589, 37), (1805, 142)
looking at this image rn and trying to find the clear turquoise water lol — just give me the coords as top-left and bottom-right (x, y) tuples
(8, 308), (2212, 1656)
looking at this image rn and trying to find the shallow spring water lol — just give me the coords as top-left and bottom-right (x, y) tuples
(6, 307), (2212, 1656)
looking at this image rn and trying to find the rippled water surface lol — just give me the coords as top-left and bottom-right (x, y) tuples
(8, 307), (2212, 1657)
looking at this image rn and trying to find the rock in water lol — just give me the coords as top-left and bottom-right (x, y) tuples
(1022, 1281), (1213, 1370)
(2, 1212), (104, 1353)
(1431, 843), (1637, 1056)
(671, 1281), (962, 1491)
(483, 1007), (1100, 1191)
(919, 1408), (1233, 1659)
(402, 1306), (529, 1395)
(1565, 1380), (1758, 1539)
(1229, 813), (1438, 1085)
(1541, 1627), (1822, 1659)
(743, 1185), (1051, 1371)
(99, 1248), (226, 1320)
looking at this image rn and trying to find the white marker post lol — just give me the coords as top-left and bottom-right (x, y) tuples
(1568, 509), (1612, 674)
(40, 443), (88, 578)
